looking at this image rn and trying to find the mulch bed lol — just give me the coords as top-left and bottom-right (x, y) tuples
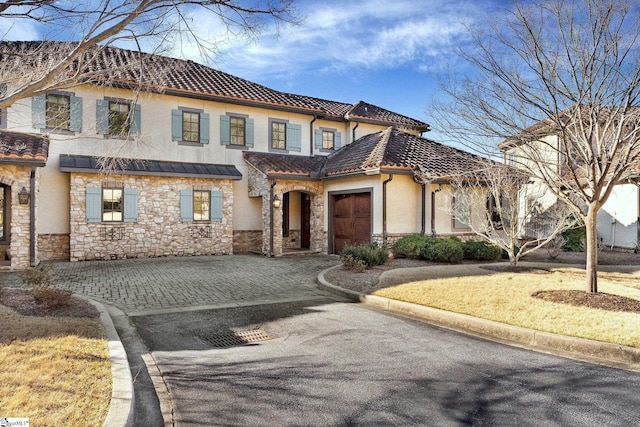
(0, 288), (99, 318)
(532, 290), (640, 313)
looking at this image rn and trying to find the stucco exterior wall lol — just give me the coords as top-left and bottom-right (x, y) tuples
(598, 183), (639, 249)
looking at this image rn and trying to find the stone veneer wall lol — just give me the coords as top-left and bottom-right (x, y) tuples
(246, 166), (326, 256)
(233, 230), (262, 253)
(69, 173), (234, 261)
(38, 234), (70, 261)
(283, 230), (301, 249)
(0, 165), (38, 269)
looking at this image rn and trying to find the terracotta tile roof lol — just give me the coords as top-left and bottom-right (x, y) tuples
(323, 127), (488, 179)
(243, 152), (326, 178)
(0, 130), (49, 165)
(0, 41), (429, 130)
(59, 154), (242, 179)
(243, 127), (491, 181)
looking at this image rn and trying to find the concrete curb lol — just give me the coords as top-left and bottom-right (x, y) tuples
(317, 265), (640, 372)
(85, 299), (134, 427)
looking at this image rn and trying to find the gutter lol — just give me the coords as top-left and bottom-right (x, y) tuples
(382, 174), (394, 247)
(431, 184), (443, 237)
(352, 121), (359, 142)
(310, 115), (318, 157)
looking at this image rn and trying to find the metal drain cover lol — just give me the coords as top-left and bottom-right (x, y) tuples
(200, 329), (272, 348)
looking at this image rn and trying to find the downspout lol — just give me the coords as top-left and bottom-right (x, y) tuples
(269, 179), (277, 257)
(29, 166), (36, 266)
(382, 174), (393, 247)
(352, 121), (359, 143)
(431, 184), (442, 237)
(309, 115), (317, 157)
(421, 183), (426, 235)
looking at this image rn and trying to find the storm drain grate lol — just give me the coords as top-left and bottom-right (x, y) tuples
(200, 329), (273, 348)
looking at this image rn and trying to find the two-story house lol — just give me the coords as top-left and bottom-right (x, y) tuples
(0, 42), (488, 268)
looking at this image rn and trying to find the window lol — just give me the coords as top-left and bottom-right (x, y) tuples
(322, 130), (335, 150)
(182, 111), (200, 142)
(172, 108), (209, 144)
(46, 94), (70, 130)
(180, 188), (223, 222)
(32, 93), (82, 132)
(220, 114), (254, 148)
(102, 187), (123, 222)
(86, 186), (138, 223)
(109, 102), (130, 135)
(271, 121), (286, 150)
(452, 190), (471, 230)
(96, 99), (140, 136)
(193, 190), (210, 221)
(315, 128), (341, 151)
(230, 116), (246, 146)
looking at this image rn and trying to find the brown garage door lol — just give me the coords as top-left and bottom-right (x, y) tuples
(333, 193), (371, 253)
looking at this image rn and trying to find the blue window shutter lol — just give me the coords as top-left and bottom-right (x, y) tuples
(131, 103), (141, 135)
(200, 112), (210, 144)
(335, 131), (342, 149)
(220, 115), (230, 145)
(32, 95), (46, 129)
(86, 186), (102, 223)
(286, 123), (302, 151)
(96, 100), (109, 134)
(123, 187), (138, 222)
(69, 95), (83, 132)
(314, 129), (323, 149)
(180, 189), (193, 222)
(211, 190), (223, 222)
(245, 117), (254, 148)
(171, 109), (182, 141)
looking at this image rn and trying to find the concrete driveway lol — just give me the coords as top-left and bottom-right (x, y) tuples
(3, 254), (640, 425)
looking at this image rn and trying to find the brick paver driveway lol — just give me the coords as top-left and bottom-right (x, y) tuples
(0, 254), (340, 315)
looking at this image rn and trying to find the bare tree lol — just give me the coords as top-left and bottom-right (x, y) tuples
(0, 0), (300, 107)
(438, 161), (580, 265)
(431, 0), (640, 292)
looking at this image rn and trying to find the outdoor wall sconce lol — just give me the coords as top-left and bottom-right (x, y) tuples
(272, 195), (281, 209)
(18, 187), (29, 205)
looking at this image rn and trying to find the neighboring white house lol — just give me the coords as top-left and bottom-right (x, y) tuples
(500, 124), (640, 251)
(0, 42), (490, 268)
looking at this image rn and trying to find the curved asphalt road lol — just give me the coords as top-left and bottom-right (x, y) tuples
(4, 255), (639, 425)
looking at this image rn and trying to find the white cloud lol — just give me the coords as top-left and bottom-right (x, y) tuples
(201, 0), (484, 80)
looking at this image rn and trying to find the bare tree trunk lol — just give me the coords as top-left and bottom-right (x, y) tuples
(585, 205), (599, 293)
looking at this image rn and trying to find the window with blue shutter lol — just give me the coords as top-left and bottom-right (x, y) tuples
(31, 95), (46, 129)
(211, 190), (223, 222)
(171, 109), (182, 141)
(180, 189), (194, 222)
(123, 188), (138, 222)
(200, 113), (210, 144)
(220, 115), (230, 145)
(334, 131), (342, 149)
(245, 118), (254, 148)
(69, 95), (83, 132)
(131, 104), (141, 135)
(96, 100), (110, 134)
(314, 129), (323, 149)
(86, 186), (102, 223)
(286, 123), (302, 151)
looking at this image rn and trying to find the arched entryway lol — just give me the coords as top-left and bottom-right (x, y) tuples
(281, 190), (312, 251)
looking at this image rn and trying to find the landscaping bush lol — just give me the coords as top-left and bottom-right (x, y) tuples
(340, 242), (388, 268)
(421, 237), (464, 263)
(392, 234), (433, 259)
(562, 226), (586, 252)
(20, 265), (72, 308)
(462, 240), (503, 261)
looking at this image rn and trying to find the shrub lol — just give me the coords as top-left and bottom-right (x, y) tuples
(421, 237), (464, 263)
(20, 265), (72, 308)
(462, 240), (503, 261)
(341, 254), (366, 272)
(340, 242), (388, 268)
(562, 226), (586, 252)
(393, 234), (433, 259)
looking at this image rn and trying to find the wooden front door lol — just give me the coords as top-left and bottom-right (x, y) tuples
(301, 193), (311, 249)
(333, 193), (371, 253)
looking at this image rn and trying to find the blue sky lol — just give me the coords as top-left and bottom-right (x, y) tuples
(0, 0), (506, 143)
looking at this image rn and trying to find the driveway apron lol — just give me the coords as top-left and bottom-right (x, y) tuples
(0, 254), (340, 315)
